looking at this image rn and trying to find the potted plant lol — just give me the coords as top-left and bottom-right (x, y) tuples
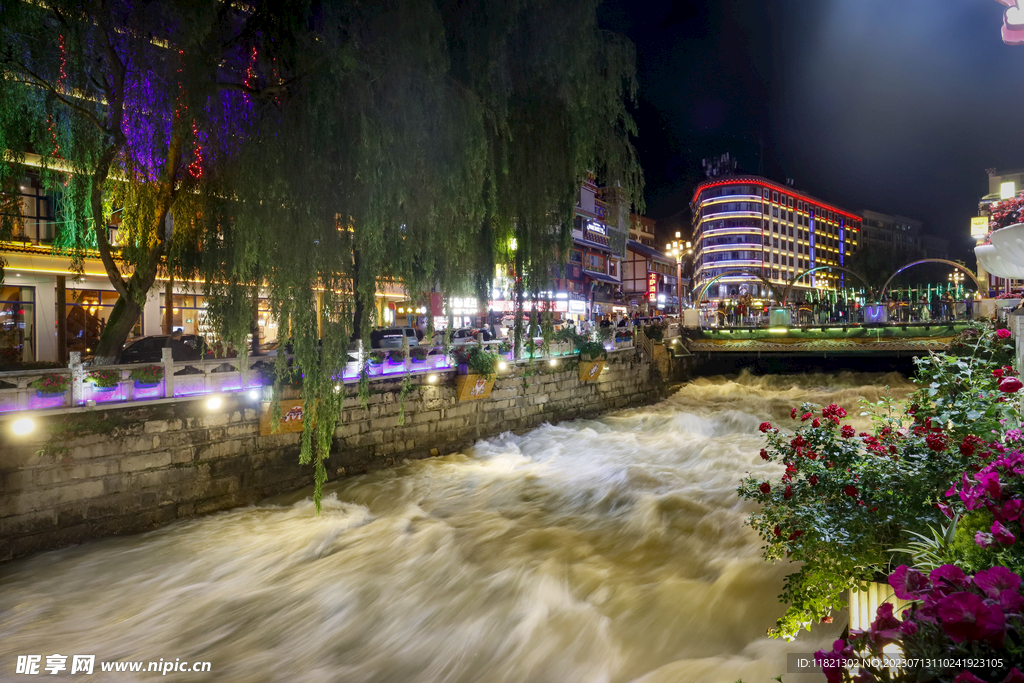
(576, 340), (606, 362)
(30, 372), (71, 397)
(129, 365), (164, 388)
(86, 368), (121, 393)
(496, 340), (512, 357)
(388, 348), (406, 364)
(409, 347), (429, 364)
(367, 350), (387, 366)
(454, 346), (498, 401)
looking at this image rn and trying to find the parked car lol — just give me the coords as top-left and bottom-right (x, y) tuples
(370, 327), (419, 349)
(119, 334), (210, 363)
(433, 327), (491, 346)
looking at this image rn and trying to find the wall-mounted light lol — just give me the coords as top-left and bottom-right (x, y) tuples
(427, 374), (438, 383)
(248, 389), (260, 401)
(11, 417), (34, 435)
(206, 396), (222, 410)
(498, 362), (508, 371)
(549, 358), (558, 367)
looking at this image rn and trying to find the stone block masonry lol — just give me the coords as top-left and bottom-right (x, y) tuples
(0, 350), (667, 562)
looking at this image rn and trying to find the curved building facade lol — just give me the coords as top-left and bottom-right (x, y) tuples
(691, 176), (861, 302)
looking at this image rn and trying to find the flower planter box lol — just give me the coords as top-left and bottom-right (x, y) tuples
(134, 381), (160, 390)
(455, 373), (494, 401)
(367, 362), (384, 376)
(36, 389), (67, 399)
(92, 385), (118, 394)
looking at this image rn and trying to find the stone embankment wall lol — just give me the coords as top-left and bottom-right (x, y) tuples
(0, 351), (667, 562)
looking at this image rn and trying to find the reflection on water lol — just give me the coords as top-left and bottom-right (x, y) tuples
(0, 371), (912, 682)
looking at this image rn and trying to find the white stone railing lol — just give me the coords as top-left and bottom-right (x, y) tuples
(0, 339), (640, 416)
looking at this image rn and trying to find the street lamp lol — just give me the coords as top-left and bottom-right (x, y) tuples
(666, 231), (694, 315)
(948, 271), (965, 299)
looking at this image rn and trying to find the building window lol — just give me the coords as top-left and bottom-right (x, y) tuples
(0, 285), (35, 364)
(772, 191), (778, 202)
(570, 250), (582, 264)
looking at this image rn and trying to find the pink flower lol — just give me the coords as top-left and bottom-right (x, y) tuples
(973, 566), (1022, 598)
(976, 531), (996, 549)
(840, 425), (855, 438)
(992, 520), (1017, 545)
(930, 565), (970, 594)
(997, 328), (1012, 339)
(759, 482), (771, 494)
(996, 499), (1024, 522)
(999, 377), (1024, 394)
(954, 670), (985, 683)
(1000, 669), (1024, 683)
(815, 640), (850, 683)
(936, 592), (1006, 644)
(975, 470), (1002, 500)
(867, 602), (903, 642)
(890, 565), (929, 600)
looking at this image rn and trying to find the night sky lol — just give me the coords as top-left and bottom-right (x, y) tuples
(598, 0), (1024, 260)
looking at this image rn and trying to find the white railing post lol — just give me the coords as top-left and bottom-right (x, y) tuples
(69, 351), (84, 406)
(162, 347), (174, 398)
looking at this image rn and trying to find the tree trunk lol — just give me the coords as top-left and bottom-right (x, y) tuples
(92, 295), (143, 364)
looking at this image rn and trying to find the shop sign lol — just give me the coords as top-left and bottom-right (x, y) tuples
(489, 300), (569, 313)
(647, 272), (658, 302)
(971, 216), (989, 238)
(568, 300), (587, 314)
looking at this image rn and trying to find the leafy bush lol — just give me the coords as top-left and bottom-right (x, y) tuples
(643, 323), (664, 341)
(86, 368), (121, 388)
(30, 373), (71, 394)
(597, 326), (614, 342)
(453, 345), (498, 379)
(577, 340), (606, 359)
(129, 365), (164, 384)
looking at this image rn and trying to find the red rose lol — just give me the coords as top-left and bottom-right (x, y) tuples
(809, 475), (818, 486)
(844, 485), (858, 497)
(790, 408), (798, 419)
(759, 448), (769, 460)
(759, 422), (772, 433)
(759, 482), (771, 494)
(784, 485), (793, 499)
(773, 525), (781, 537)
(999, 377), (1023, 394)
(840, 425), (855, 438)
(994, 369), (1005, 379)
(811, 418), (820, 428)
(788, 529), (804, 541)
(800, 412), (812, 421)
(926, 432), (947, 452)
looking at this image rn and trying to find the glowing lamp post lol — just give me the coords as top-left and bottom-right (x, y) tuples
(666, 232), (693, 315)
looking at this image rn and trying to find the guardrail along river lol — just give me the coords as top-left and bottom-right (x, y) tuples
(0, 371), (912, 682)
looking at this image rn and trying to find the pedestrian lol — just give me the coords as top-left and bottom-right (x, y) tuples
(965, 296), (974, 320)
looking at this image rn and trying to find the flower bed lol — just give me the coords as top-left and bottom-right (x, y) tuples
(739, 322), (1024, 680)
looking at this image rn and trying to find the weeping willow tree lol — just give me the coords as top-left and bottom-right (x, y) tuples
(0, 0), (278, 362)
(184, 0), (643, 508)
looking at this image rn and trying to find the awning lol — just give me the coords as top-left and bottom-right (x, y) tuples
(583, 269), (621, 285)
(574, 236), (614, 252)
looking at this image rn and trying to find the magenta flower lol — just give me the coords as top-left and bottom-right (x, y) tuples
(936, 592), (1005, 643)
(890, 565), (930, 600)
(973, 566), (1021, 598)
(999, 376), (1024, 394)
(930, 565), (970, 594)
(814, 640), (850, 683)
(975, 470), (1002, 500)
(953, 672), (985, 683)
(976, 531), (996, 549)
(997, 328), (1012, 339)
(992, 520), (1017, 545)
(868, 602), (903, 642)
(996, 499), (1024, 522)
(1000, 669), (1024, 683)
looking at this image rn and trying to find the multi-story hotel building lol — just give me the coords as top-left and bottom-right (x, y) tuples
(691, 176), (861, 302)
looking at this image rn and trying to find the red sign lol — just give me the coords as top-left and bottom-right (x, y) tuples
(647, 272), (658, 302)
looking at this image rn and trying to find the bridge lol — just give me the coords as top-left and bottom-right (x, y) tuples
(679, 322), (964, 358)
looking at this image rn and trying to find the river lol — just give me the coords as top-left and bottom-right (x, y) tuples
(0, 371), (912, 683)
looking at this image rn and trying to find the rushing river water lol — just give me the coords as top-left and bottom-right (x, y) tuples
(0, 372), (914, 683)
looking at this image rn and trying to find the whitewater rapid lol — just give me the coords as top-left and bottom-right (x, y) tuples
(0, 371), (913, 683)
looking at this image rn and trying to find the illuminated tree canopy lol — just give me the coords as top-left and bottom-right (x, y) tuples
(1, 0), (643, 507)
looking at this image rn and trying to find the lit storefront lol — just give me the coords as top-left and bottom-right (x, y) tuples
(0, 286), (35, 365)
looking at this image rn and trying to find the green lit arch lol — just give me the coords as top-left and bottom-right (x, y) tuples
(781, 265), (872, 302)
(880, 259), (981, 298)
(695, 268), (767, 303)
